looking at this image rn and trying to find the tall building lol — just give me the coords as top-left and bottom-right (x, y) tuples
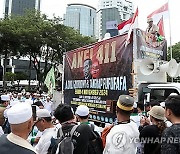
(64, 3), (96, 37)
(4, 0), (40, 16)
(96, 0), (133, 39)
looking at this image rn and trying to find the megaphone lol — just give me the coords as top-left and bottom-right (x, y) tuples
(159, 59), (178, 77)
(174, 63), (180, 77)
(140, 58), (157, 75)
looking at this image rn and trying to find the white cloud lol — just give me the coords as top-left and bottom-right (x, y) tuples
(41, 0), (180, 45)
(0, 0), (179, 45)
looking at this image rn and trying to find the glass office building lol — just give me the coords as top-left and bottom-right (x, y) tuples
(4, 0), (40, 16)
(64, 3), (96, 37)
(96, 0), (133, 39)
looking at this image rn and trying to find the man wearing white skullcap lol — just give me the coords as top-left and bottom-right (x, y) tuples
(0, 95), (10, 126)
(43, 96), (53, 114)
(25, 92), (33, 105)
(0, 103), (37, 154)
(75, 105), (101, 134)
(35, 109), (57, 154)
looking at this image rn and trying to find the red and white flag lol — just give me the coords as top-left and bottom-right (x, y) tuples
(147, 3), (168, 23)
(118, 18), (132, 34)
(157, 16), (165, 36)
(125, 7), (138, 46)
(118, 8), (138, 35)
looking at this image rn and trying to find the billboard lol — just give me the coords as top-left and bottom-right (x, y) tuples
(135, 28), (167, 60)
(64, 34), (133, 123)
(106, 20), (118, 30)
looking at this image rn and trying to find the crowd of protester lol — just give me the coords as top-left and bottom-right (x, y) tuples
(0, 91), (180, 154)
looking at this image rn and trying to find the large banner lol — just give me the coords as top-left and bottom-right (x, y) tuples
(64, 34), (133, 124)
(135, 28), (167, 60)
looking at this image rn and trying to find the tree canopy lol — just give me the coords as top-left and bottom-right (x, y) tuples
(167, 42), (180, 82)
(168, 42), (180, 63)
(0, 10), (95, 89)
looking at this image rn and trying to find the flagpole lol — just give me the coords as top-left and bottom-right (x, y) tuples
(168, 0), (173, 60)
(167, 0), (173, 82)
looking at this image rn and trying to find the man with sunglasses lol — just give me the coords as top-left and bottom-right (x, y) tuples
(35, 109), (57, 154)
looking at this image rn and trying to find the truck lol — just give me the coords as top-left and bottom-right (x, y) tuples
(63, 28), (180, 124)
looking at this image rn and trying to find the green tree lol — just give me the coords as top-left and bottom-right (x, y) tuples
(17, 10), (94, 87)
(5, 72), (16, 82)
(0, 17), (21, 90)
(167, 42), (180, 82)
(167, 42), (180, 62)
(0, 10), (95, 90)
(15, 72), (28, 91)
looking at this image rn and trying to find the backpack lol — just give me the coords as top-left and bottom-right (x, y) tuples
(101, 124), (114, 148)
(49, 125), (78, 154)
(88, 124), (104, 154)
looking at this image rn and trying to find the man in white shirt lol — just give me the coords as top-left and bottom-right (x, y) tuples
(104, 95), (139, 154)
(25, 92), (33, 105)
(43, 97), (53, 114)
(75, 105), (102, 135)
(35, 109), (57, 154)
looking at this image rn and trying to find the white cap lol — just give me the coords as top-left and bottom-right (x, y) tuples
(7, 103), (32, 124)
(26, 92), (31, 96)
(18, 93), (22, 96)
(1, 95), (10, 101)
(75, 105), (89, 116)
(37, 109), (51, 118)
(8, 93), (12, 96)
(133, 102), (137, 108)
(169, 93), (178, 96)
(160, 102), (165, 107)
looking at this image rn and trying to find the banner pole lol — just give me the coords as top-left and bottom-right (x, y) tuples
(167, 0), (173, 82)
(168, 0), (173, 60)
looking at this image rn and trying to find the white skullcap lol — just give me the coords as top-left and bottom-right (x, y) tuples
(18, 93), (22, 96)
(75, 105), (89, 116)
(7, 103), (32, 124)
(26, 92), (31, 96)
(133, 102), (137, 108)
(1, 95), (10, 101)
(8, 93), (12, 96)
(160, 102), (165, 108)
(169, 93), (178, 96)
(37, 109), (51, 118)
